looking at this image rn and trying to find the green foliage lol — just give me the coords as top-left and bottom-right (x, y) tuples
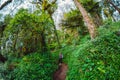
(0, 13), (3, 20)
(62, 10), (84, 28)
(79, 0), (98, 11)
(63, 21), (120, 79)
(3, 8), (55, 55)
(1, 1), (120, 80)
(4, 14), (12, 25)
(61, 10), (88, 45)
(7, 53), (57, 80)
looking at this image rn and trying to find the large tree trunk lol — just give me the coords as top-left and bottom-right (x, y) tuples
(74, 0), (97, 39)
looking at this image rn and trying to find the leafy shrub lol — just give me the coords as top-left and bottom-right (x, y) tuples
(66, 21), (120, 80)
(7, 53), (57, 80)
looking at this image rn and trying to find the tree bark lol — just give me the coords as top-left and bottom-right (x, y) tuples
(74, 0), (97, 39)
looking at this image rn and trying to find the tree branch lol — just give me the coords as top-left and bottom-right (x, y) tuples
(107, 0), (120, 14)
(0, 0), (12, 10)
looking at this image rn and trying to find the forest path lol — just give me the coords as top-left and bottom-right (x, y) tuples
(53, 63), (68, 80)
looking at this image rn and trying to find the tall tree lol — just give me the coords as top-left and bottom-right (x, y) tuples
(34, 0), (61, 47)
(73, 0), (97, 39)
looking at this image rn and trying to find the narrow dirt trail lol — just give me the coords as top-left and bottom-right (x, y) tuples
(53, 63), (68, 80)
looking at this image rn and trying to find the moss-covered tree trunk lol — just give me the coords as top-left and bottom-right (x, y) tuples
(74, 0), (97, 39)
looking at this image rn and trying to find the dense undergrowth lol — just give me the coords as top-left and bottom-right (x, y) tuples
(62, 21), (120, 79)
(3, 53), (57, 80)
(1, 21), (120, 80)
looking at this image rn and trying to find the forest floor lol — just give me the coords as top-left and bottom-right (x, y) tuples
(53, 63), (68, 80)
